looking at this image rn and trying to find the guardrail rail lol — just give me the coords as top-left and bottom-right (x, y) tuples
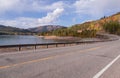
(0, 34), (119, 51)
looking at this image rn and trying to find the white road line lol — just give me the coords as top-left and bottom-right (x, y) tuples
(93, 54), (120, 78)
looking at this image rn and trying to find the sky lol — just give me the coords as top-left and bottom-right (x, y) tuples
(0, 0), (120, 29)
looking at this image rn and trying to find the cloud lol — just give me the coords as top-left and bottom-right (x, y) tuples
(38, 8), (64, 25)
(74, 0), (120, 18)
(0, 0), (20, 14)
(0, 0), (64, 14)
(0, 17), (38, 28)
(0, 8), (64, 28)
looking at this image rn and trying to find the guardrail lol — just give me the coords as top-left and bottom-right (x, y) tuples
(0, 40), (115, 51)
(0, 34), (119, 51)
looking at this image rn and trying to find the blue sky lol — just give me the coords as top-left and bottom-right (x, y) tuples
(0, 0), (120, 28)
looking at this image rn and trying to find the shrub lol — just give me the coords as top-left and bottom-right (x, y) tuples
(103, 21), (120, 34)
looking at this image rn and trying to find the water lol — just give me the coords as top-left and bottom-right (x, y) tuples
(0, 35), (58, 45)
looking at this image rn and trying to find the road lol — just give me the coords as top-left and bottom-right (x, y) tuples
(0, 39), (120, 78)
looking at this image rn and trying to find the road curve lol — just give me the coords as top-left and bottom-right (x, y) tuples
(0, 39), (120, 78)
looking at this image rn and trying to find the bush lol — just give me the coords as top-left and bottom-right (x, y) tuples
(103, 21), (120, 34)
(80, 29), (97, 38)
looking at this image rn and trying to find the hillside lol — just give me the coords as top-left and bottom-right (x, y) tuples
(28, 25), (66, 33)
(72, 12), (120, 33)
(43, 12), (120, 37)
(0, 25), (32, 35)
(0, 25), (66, 35)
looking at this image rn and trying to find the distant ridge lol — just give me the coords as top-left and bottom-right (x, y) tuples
(0, 25), (66, 35)
(0, 25), (32, 35)
(28, 25), (66, 33)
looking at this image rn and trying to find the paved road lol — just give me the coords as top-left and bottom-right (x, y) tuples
(0, 39), (120, 78)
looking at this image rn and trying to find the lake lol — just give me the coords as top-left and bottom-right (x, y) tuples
(0, 35), (58, 45)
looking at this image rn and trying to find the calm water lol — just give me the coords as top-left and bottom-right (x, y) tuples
(0, 35), (58, 45)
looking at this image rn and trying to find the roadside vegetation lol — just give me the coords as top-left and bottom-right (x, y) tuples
(39, 22), (100, 38)
(102, 20), (120, 35)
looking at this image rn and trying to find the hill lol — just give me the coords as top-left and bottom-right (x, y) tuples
(72, 12), (120, 33)
(0, 25), (32, 35)
(28, 25), (66, 33)
(43, 12), (120, 37)
(0, 25), (66, 35)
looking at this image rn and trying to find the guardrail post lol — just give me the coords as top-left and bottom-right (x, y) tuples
(47, 44), (48, 48)
(64, 44), (65, 46)
(76, 42), (78, 45)
(19, 46), (21, 51)
(35, 45), (37, 50)
(56, 44), (58, 47)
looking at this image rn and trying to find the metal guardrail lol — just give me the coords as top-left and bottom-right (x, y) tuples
(0, 41), (100, 51)
(0, 34), (119, 51)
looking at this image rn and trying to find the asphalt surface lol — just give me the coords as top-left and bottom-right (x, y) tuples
(0, 39), (120, 78)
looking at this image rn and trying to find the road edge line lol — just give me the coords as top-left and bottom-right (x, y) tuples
(93, 54), (120, 78)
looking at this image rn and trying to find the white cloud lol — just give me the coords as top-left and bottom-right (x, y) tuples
(0, 0), (64, 14)
(0, 8), (64, 28)
(74, 0), (120, 18)
(0, 0), (20, 14)
(38, 8), (64, 25)
(0, 17), (38, 28)
(32, 1), (64, 12)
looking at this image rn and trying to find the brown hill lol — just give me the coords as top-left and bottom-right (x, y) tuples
(28, 25), (66, 33)
(71, 12), (120, 33)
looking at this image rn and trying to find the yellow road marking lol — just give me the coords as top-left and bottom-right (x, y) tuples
(0, 55), (58, 69)
(85, 47), (101, 51)
(0, 46), (101, 69)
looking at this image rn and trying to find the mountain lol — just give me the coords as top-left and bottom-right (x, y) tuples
(0, 25), (32, 35)
(28, 25), (66, 33)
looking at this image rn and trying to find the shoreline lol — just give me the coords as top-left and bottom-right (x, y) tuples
(43, 36), (81, 41)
